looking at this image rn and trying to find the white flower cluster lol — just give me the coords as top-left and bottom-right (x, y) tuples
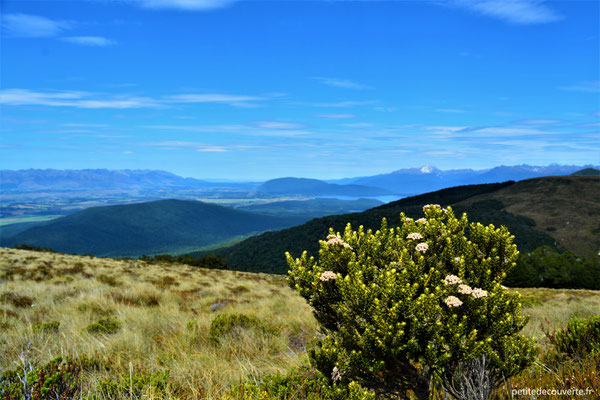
(415, 242), (429, 253)
(444, 275), (462, 285)
(423, 204), (441, 212)
(472, 288), (488, 298)
(320, 271), (337, 282)
(458, 284), (473, 295)
(444, 296), (463, 308)
(326, 234), (353, 249)
(453, 256), (461, 263)
(416, 218), (428, 225)
(406, 232), (423, 240)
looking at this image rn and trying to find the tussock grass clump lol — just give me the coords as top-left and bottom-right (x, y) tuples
(86, 317), (121, 334)
(33, 320), (60, 334)
(209, 313), (281, 342)
(0, 292), (35, 308)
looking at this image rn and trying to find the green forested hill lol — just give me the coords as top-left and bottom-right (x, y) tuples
(200, 181), (559, 274)
(209, 176), (599, 274)
(1, 199), (306, 257)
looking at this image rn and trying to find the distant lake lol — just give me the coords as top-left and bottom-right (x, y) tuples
(318, 195), (404, 204)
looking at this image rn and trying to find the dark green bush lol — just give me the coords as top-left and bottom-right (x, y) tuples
(0, 356), (81, 400)
(33, 321), (60, 334)
(86, 317), (121, 335)
(0, 292), (35, 308)
(547, 315), (600, 356)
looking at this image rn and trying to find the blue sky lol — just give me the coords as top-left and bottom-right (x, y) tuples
(1, 0), (598, 180)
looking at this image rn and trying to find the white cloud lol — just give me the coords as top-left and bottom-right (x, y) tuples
(253, 121), (305, 129)
(2, 13), (69, 37)
(196, 146), (228, 152)
(313, 77), (373, 90)
(313, 100), (376, 108)
(144, 124), (309, 137)
(62, 36), (116, 46)
(448, 0), (562, 25)
(514, 119), (562, 125)
(436, 108), (466, 113)
(560, 81), (600, 93)
(314, 113), (356, 119)
(133, 0), (237, 10)
(0, 89), (265, 109)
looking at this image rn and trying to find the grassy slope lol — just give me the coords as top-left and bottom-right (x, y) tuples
(0, 248), (318, 399)
(236, 198), (383, 218)
(456, 175), (600, 258)
(0, 248), (598, 399)
(1, 199), (306, 258)
(210, 181), (560, 274)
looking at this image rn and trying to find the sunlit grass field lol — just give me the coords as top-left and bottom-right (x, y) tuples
(1, 248), (598, 399)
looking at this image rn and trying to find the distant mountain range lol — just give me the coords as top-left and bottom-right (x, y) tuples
(257, 177), (394, 196)
(0, 199), (306, 257)
(2, 165), (596, 197)
(206, 175), (600, 274)
(333, 164), (596, 195)
(0, 169), (235, 191)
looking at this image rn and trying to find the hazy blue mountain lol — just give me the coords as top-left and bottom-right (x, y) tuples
(0, 169), (231, 191)
(236, 198), (383, 218)
(257, 177), (395, 196)
(0, 199), (306, 257)
(344, 164), (595, 195)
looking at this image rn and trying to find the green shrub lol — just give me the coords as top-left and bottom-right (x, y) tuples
(0, 356), (81, 400)
(287, 205), (537, 399)
(86, 317), (121, 335)
(209, 313), (280, 342)
(233, 366), (375, 400)
(547, 315), (600, 356)
(33, 321), (60, 334)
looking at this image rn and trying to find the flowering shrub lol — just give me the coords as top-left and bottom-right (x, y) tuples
(287, 205), (537, 399)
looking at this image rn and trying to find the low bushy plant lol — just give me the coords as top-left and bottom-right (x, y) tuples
(287, 205), (537, 399)
(0, 356), (81, 400)
(546, 315), (600, 356)
(86, 317), (121, 335)
(209, 313), (280, 342)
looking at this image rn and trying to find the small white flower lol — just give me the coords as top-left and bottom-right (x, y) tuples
(332, 366), (342, 382)
(320, 271), (337, 282)
(453, 257), (461, 263)
(416, 218), (428, 225)
(458, 284), (472, 295)
(444, 296), (463, 308)
(415, 242), (429, 253)
(444, 275), (462, 285)
(472, 288), (488, 298)
(406, 232), (423, 240)
(423, 204), (441, 212)
(404, 217), (413, 222)
(326, 235), (353, 250)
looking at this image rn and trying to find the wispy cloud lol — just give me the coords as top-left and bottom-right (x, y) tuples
(252, 121), (305, 129)
(560, 81), (600, 93)
(132, 0), (237, 11)
(436, 108), (466, 113)
(0, 89), (266, 109)
(62, 36), (116, 46)
(0, 89), (160, 109)
(314, 113), (356, 119)
(2, 13), (69, 37)
(144, 124), (309, 137)
(513, 119), (562, 125)
(447, 0), (562, 25)
(313, 77), (373, 90)
(313, 100), (376, 108)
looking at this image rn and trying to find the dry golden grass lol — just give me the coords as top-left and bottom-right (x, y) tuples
(1, 248), (599, 399)
(0, 248), (318, 399)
